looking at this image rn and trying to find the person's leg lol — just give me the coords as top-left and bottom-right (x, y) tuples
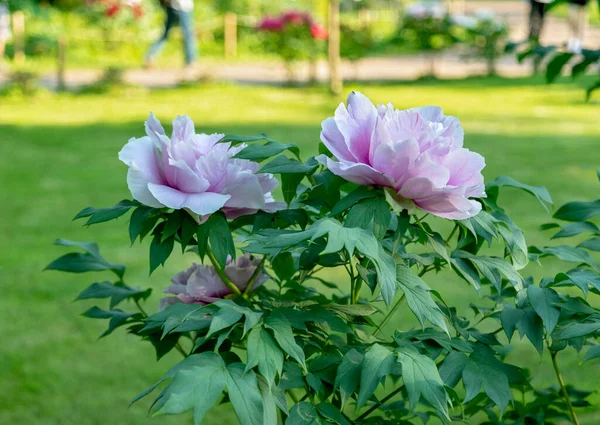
(146, 7), (177, 65)
(178, 10), (198, 66)
(528, 0), (546, 42)
(567, 0), (587, 52)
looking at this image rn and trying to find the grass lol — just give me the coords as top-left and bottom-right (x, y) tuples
(0, 76), (599, 424)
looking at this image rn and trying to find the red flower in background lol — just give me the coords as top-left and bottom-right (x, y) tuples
(310, 23), (328, 40)
(257, 16), (284, 32)
(105, 2), (120, 18)
(131, 3), (143, 19)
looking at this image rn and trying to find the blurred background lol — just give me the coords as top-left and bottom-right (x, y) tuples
(0, 0), (599, 424)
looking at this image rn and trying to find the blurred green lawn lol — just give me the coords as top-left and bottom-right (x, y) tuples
(1, 77), (599, 424)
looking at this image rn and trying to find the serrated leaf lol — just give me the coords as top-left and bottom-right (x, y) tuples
(530, 245), (600, 271)
(451, 250), (523, 293)
(82, 307), (139, 338)
(493, 210), (528, 270)
(207, 305), (244, 338)
(396, 263), (448, 334)
(331, 186), (378, 216)
(396, 345), (449, 420)
(246, 327), (284, 387)
(439, 351), (468, 388)
(357, 344), (395, 410)
(345, 196), (391, 240)
(527, 286), (560, 334)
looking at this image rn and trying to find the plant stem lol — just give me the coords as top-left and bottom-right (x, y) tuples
(355, 385), (404, 421)
(374, 294), (405, 337)
(445, 223), (459, 245)
(206, 245), (242, 297)
(243, 256), (267, 299)
(550, 349), (580, 425)
(134, 299), (187, 358)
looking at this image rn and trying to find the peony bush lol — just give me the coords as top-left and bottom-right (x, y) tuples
(47, 92), (600, 425)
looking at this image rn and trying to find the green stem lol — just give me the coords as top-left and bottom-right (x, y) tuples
(355, 385), (404, 421)
(243, 256), (267, 299)
(134, 299), (187, 358)
(550, 349), (580, 425)
(206, 246), (242, 297)
(445, 223), (459, 245)
(374, 294), (405, 337)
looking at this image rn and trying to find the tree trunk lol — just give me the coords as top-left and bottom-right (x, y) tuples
(328, 0), (342, 95)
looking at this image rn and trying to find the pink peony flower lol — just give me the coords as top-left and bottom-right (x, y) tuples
(159, 255), (269, 309)
(317, 92), (486, 220)
(119, 113), (284, 220)
(281, 11), (311, 27)
(257, 16), (284, 32)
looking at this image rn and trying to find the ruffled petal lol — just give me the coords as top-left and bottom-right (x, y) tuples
(144, 112), (169, 150)
(371, 138), (419, 182)
(320, 116), (355, 162)
(126, 168), (164, 208)
(171, 115), (195, 142)
(339, 91), (378, 164)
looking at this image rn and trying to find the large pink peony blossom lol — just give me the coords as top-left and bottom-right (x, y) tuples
(119, 113), (284, 220)
(317, 92), (486, 220)
(159, 255), (269, 310)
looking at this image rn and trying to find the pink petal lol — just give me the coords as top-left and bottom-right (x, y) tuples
(147, 183), (230, 215)
(171, 115), (195, 142)
(371, 138), (420, 182)
(119, 136), (165, 207)
(320, 117), (355, 162)
(317, 155), (393, 187)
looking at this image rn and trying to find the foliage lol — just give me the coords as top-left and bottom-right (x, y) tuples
(451, 12), (508, 75)
(510, 41), (600, 102)
(45, 94), (600, 425)
(340, 20), (378, 63)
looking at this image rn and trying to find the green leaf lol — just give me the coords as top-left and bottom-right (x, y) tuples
(316, 402), (351, 425)
(586, 79), (600, 102)
(82, 307), (139, 338)
(264, 219), (397, 305)
(486, 176), (553, 212)
(439, 351), (468, 388)
(462, 344), (512, 414)
(258, 376), (287, 425)
(345, 196), (391, 240)
(259, 156), (318, 175)
(234, 140), (300, 161)
(46, 239), (125, 278)
(527, 286), (560, 334)
(451, 250), (524, 293)
(500, 304), (544, 354)
(546, 52), (573, 83)
(396, 263), (448, 334)
(493, 210), (528, 270)
(74, 199), (138, 226)
(76, 281), (150, 308)
(208, 212), (235, 268)
(552, 222), (599, 239)
(162, 211), (183, 242)
(152, 353), (227, 425)
(554, 200), (600, 222)
(579, 237), (600, 252)
(331, 186), (378, 216)
(357, 344), (395, 410)
(286, 402), (321, 425)
(271, 252), (296, 281)
(553, 321), (600, 341)
(334, 349), (363, 407)
(584, 345), (600, 362)
(149, 233), (174, 274)
(207, 304), (244, 338)
(396, 345), (449, 420)
(282, 173), (305, 205)
(129, 206), (157, 244)
(530, 245), (600, 271)
(246, 327), (284, 387)
(226, 364), (265, 425)
(265, 311), (306, 370)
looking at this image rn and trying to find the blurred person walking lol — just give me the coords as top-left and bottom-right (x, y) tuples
(145, 0), (198, 69)
(566, 0), (588, 53)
